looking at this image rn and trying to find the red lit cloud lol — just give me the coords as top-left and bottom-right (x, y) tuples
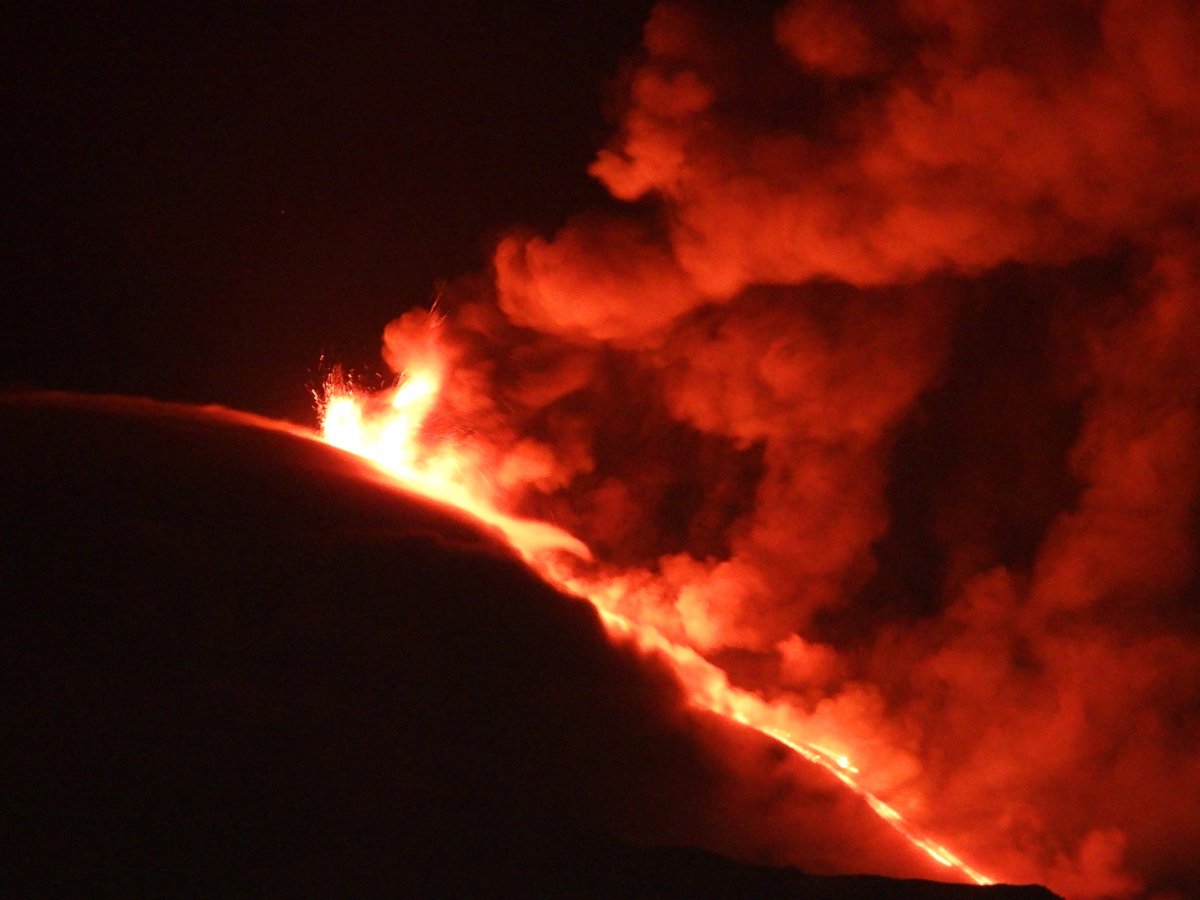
(775, 0), (880, 78)
(494, 216), (699, 346)
(365, 2), (1200, 896)
(588, 0), (1200, 299)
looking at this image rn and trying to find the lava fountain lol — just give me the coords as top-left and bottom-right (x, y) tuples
(318, 313), (994, 886)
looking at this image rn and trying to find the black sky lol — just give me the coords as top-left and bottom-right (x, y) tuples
(6, 2), (654, 422)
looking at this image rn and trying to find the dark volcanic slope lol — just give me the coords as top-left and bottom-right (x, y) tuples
(1, 392), (1057, 898)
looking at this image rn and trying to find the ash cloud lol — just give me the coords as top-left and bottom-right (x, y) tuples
(373, 2), (1200, 896)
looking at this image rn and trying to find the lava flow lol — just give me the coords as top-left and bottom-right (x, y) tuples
(317, 322), (994, 887)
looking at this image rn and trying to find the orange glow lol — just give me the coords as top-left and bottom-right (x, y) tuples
(316, 323), (993, 887)
(322, 362), (590, 561)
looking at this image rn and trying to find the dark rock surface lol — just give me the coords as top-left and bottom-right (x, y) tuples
(2, 392), (1059, 898)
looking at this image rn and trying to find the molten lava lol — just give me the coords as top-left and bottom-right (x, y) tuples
(317, 318), (994, 887)
(323, 367), (589, 560)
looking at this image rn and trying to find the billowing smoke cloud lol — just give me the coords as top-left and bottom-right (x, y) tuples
(374, 2), (1200, 896)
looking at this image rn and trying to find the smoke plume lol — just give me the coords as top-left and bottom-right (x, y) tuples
(373, 2), (1200, 896)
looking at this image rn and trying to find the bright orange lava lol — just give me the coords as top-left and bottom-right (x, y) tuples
(318, 338), (994, 887)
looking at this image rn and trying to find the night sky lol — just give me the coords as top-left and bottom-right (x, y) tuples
(6, 2), (651, 420)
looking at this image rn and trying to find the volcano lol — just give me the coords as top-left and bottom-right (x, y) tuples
(2, 392), (1056, 897)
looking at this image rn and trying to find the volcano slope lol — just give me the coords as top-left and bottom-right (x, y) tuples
(2, 392), (1057, 898)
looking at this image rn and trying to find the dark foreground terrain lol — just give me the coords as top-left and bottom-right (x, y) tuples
(2, 392), (1058, 898)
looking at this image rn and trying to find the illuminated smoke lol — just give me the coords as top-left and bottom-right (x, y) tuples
(326, 2), (1200, 896)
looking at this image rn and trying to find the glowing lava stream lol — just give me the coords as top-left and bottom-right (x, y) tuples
(319, 363), (994, 887)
